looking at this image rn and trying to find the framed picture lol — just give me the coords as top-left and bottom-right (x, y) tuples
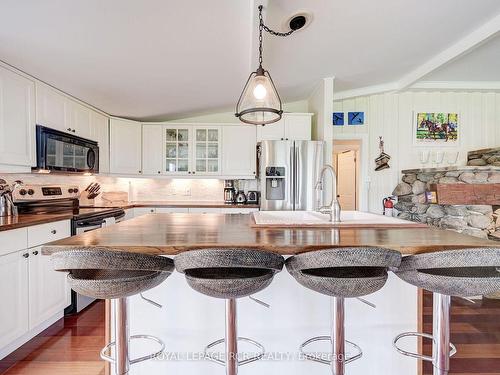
(348, 112), (364, 125)
(414, 112), (459, 146)
(333, 112), (344, 126)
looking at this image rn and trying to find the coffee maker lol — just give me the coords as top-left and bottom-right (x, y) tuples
(224, 180), (236, 204)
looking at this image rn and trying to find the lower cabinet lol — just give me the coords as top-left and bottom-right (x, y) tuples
(28, 246), (70, 328)
(132, 206), (258, 217)
(0, 250), (29, 350)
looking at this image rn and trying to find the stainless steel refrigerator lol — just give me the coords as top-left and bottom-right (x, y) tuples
(259, 140), (324, 211)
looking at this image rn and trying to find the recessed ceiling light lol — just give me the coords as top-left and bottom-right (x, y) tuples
(283, 11), (313, 32)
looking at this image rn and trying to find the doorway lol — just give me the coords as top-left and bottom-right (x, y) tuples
(333, 140), (361, 210)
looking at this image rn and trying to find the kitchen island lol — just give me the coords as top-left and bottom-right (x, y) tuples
(42, 213), (498, 375)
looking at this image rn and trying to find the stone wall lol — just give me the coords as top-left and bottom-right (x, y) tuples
(392, 167), (500, 239)
(467, 147), (500, 166)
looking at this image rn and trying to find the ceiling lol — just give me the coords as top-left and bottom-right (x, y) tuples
(1, 0), (500, 120)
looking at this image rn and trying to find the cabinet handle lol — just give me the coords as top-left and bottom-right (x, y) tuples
(157, 171), (161, 174)
(51, 229), (57, 234)
(138, 170), (142, 174)
(72, 129), (76, 133)
(253, 171), (256, 174)
(192, 171), (196, 174)
(188, 171), (191, 174)
(23, 253), (29, 258)
(32, 250), (39, 256)
(67, 128), (72, 131)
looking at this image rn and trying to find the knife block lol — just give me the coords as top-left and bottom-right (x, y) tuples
(79, 191), (95, 206)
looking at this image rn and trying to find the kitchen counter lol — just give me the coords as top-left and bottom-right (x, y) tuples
(0, 212), (73, 231)
(81, 200), (260, 209)
(42, 212), (497, 255)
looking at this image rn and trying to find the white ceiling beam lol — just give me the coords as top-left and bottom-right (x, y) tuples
(333, 82), (398, 101)
(397, 12), (500, 90)
(410, 81), (500, 91)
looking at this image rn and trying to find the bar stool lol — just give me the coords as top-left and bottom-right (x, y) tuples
(286, 247), (402, 375)
(51, 248), (174, 375)
(393, 248), (500, 375)
(175, 248), (284, 375)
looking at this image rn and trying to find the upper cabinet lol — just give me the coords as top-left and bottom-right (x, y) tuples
(193, 126), (221, 175)
(109, 118), (142, 175)
(35, 83), (92, 139)
(257, 113), (312, 142)
(0, 66), (36, 168)
(142, 124), (164, 175)
(90, 112), (110, 174)
(222, 125), (256, 177)
(164, 125), (192, 175)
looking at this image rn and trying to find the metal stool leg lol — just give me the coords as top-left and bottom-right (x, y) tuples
(433, 293), (451, 375)
(226, 298), (238, 375)
(331, 297), (345, 375)
(115, 297), (130, 375)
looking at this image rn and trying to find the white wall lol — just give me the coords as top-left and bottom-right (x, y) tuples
(334, 91), (500, 213)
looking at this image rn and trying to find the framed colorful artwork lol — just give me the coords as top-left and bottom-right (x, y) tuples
(333, 112), (344, 126)
(348, 112), (364, 125)
(414, 112), (459, 146)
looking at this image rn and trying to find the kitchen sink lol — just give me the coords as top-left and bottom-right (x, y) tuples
(252, 210), (426, 228)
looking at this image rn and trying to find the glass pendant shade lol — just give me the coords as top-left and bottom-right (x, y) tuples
(235, 67), (283, 125)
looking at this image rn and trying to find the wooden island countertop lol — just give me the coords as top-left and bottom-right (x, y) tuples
(42, 213), (499, 256)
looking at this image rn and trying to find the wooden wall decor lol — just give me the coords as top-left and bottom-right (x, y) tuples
(431, 183), (500, 205)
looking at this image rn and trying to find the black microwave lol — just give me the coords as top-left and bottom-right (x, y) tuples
(36, 125), (99, 173)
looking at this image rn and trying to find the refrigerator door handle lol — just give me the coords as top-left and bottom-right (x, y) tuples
(290, 145), (295, 209)
(295, 146), (300, 207)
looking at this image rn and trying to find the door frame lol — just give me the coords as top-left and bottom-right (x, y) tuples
(333, 134), (369, 212)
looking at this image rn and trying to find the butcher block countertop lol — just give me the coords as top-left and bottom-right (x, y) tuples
(42, 213), (498, 256)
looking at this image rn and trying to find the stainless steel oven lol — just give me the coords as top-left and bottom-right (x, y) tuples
(36, 125), (99, 173)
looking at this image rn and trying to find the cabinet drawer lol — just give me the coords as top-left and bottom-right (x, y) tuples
(156, 207), (189, 213)
(27, 220), (71, 248)
(0, 228), (28, 257)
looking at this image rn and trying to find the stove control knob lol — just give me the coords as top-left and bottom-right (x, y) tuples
(73, 188), (79, 193)
(68, 188), (74, 193)
(19, 189), (27, 196)
(27, 189), (35, 195)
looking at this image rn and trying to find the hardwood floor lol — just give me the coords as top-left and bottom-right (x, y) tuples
(422, 291), (500, 375)
(0, 301), (106, 375)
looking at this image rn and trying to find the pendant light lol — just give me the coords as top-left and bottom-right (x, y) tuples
(235, 5), (298, 126)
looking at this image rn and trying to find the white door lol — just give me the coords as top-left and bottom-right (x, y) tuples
(164, 126), (192, 176)
(256, 118), (285, 141)
(284, 114), (312, 141)
(35, 83), (74, 134)
(142, 124), (164, 175)
(336, 150), (357, 210)
(91, 111), (110, 173)
(222, 125), (256, 177)
(109, 118), (142, 174)
(28, 246), (69, 328)
(0, 66), (35, 167)
(193, 126), (221, 175)
(69, 101), (92, 139)
(0, 250), (29, 349)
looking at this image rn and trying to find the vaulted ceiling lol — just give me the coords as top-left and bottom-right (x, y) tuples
(1, 0), (499, 120)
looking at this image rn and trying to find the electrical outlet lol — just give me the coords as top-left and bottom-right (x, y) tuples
(184, 188), (191, 196)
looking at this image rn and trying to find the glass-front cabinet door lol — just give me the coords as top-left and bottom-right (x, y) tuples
(164, 126), (192, 175)
(193, 126), (221, 175)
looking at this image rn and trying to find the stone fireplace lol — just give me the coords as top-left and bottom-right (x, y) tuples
(392, 166), (500, 239)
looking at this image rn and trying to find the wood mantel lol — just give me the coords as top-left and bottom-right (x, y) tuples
(430, 183), (500, 205)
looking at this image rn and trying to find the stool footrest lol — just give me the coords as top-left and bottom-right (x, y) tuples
(300, 335), (362, 365)
(204, 337), (265, 366)
(100, 334), (165, 365)
(393, 332), (456, 362)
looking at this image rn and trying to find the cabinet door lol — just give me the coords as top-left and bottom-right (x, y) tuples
(109, 118), (142, 174)
(193, 126), (221, 175)
(28, 246), (69, 329)
(0, 66), (35, 167)
(164, 126), (191, 175)
(256, 118), (285, 141)
(284, 114), (312, 141)
(35, 83), (68, 133)
(133, 207), (156, 216)
(222, 125), (256, 177)
(155, 207), (189, 213)
(142, 125), (164, 175)
(69, 101), (92, 139)
(0, 250), (29, 349)
(91, 111), (110, 173)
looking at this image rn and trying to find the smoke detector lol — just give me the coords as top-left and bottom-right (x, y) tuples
(283, 11), (313, 32)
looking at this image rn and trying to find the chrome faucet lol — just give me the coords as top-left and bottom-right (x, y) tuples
(315, 164), (341, 223)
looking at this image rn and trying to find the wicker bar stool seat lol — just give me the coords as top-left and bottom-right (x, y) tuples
(175, 248), (284, 375)
(393, 248), (500, 375)
(286, 247), (402, 375)
(52, 248), (174, 375)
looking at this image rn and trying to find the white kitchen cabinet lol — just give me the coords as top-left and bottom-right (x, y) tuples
(68, 101), (92, 139)
(193, 126), (221, 175)
(0, 65), (35, 167)
(123, 208), (135, 221)
(156, 207), (189, 213)
(91, 111), (110, 173)
(222, 125), (256, 177)
(142, 124), (164, 175)
(110, 118), (142, 175)
(28, 246), (69, 328)
(218, 207), (258, 214)
(256, 113), (312, 141)
(164, 125), (192, 175)
(0, 250), (29, 350)
(133, 207), (157, 216)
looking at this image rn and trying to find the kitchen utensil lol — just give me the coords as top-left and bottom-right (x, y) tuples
(224, 187), (236, 204)
(235, 191), (247, 204)
(246, 191), (259, 204)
